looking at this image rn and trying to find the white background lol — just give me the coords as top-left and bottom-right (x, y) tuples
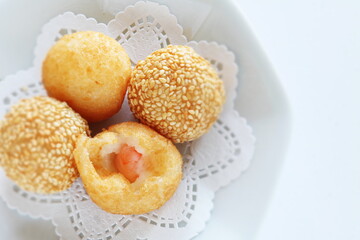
(236, 0), (360, 239)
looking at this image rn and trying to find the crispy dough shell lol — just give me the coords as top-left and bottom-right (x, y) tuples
(74, 122), (182, 215)
(42, 31), (131, 123)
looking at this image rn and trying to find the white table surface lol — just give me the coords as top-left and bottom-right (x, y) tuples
(236, 0), (360, 239)
(0, 0), (359, 240)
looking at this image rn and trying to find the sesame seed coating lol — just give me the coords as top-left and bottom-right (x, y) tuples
(0, 96), (89, 193)
(128, 45), (225, 143)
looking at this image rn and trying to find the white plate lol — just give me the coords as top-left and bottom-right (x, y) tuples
(0, 0), (291, 239)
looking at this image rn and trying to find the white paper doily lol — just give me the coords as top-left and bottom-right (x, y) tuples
(0, 2), (255, 240)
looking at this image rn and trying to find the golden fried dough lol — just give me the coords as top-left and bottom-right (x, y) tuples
(42, 31), (131, 122)
(0, 96), (89, 193)
(128, 45), (225, 143)
(74, 122), (182, 215)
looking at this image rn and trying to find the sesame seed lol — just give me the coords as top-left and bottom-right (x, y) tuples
(0, 96), (89, 193)
(128, 45), (225, 143)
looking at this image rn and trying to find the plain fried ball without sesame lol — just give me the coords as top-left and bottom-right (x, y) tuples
(128, 45), (225, 143)
(42, 31), (131, 123)
(74, 122), (182, 214)
(0, 96), (89, 194)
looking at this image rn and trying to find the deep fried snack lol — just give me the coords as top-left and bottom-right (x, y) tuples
(128, 45), (225, 143)
(74, 122), (182, 215)
(0, 96), (89, 193)
(42, 31), (131, 122)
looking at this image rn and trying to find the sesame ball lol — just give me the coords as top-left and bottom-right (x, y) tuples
(128, 45), (225, 143)
(42, 31), (132, 123)
(0, 96), (89, 194)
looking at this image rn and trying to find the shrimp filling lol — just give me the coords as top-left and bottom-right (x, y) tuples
(114, 144), (143, 183)
(100, 139), (145, 183)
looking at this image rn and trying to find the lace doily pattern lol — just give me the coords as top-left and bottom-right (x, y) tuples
(0, 2), (255, 240)
(108, 1), (187, 64)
